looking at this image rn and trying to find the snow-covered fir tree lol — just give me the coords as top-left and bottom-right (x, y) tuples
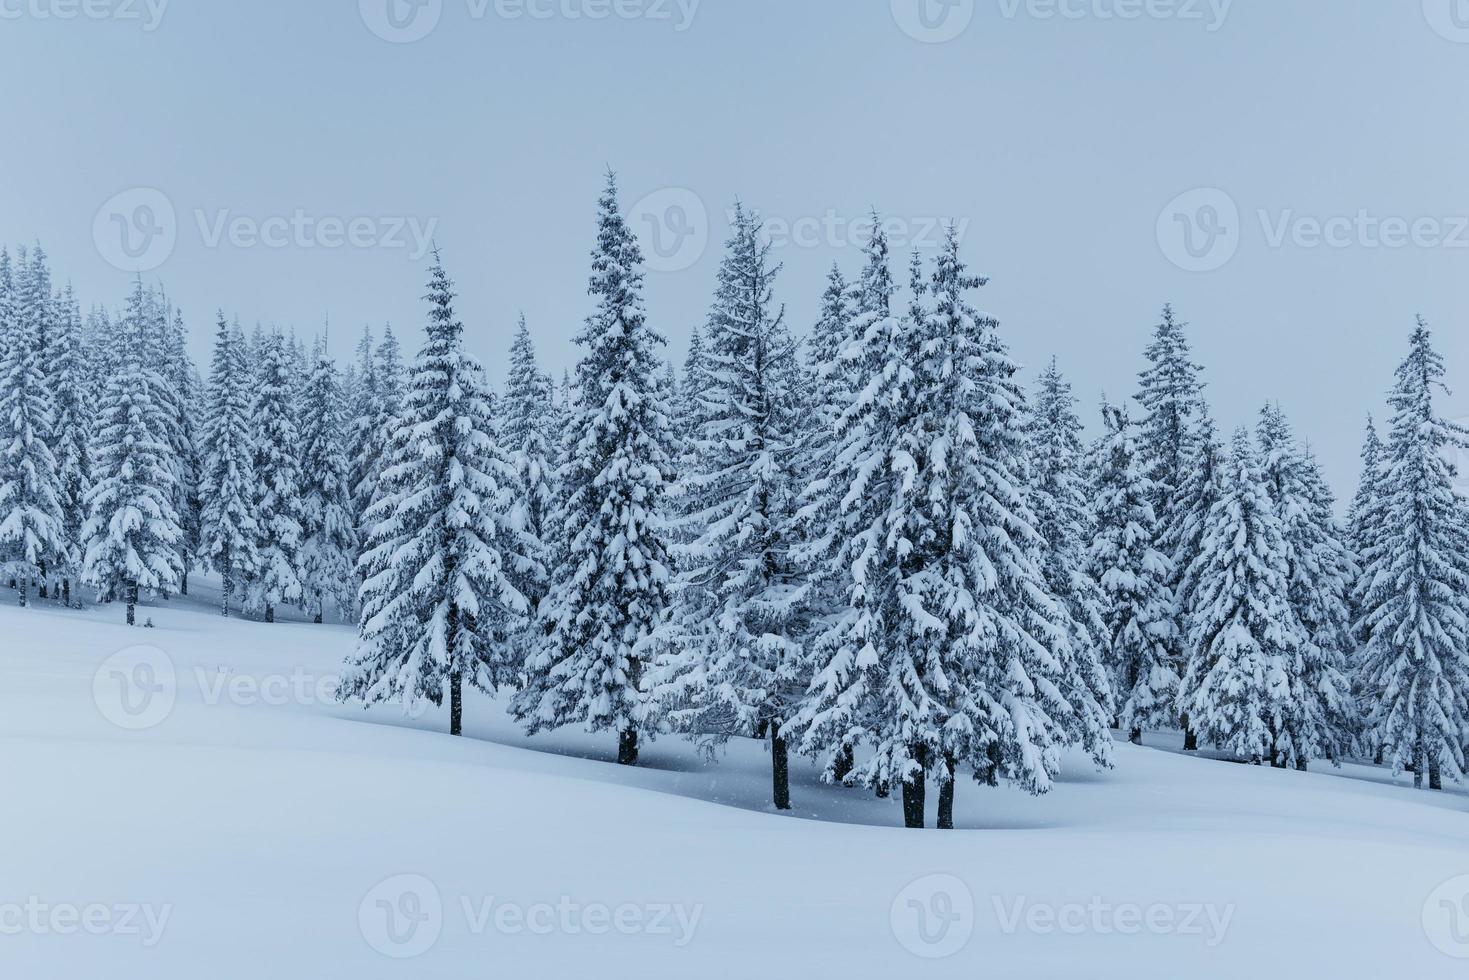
(1356, 321), (1469, 790)
(81, 280), (182, 625)
(1256, 405), (1355, 768)
(350, 326), (404, 552)
(48, 283), (93, 606)
(160, 307), (204, 595)
(199, 314), (260, 617)
(501, 314), (557, 639)
(1026, 358), (1116, 770)
(1088, 400), (1179, 744)
(0, 246), (64, 605)
(298, 343), (358, 623)
(658, 203), (810, 810)
(1135, 303), (1206, 743)
(1180, 428), (1299, 765)
(246, 331), (305, 622)
(512, 173), (676, 765)
(342, 252), (534, 736)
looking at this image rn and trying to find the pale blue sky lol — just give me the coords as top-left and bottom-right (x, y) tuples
(2, 0), (1467, 496)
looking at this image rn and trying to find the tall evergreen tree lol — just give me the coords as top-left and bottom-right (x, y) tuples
(1089, 400), (1179, 744)
(247, 331), (305, 622)
(1356, 321), (1469, 789)
(82, 280), (182, 625)
(298, 345), (358, 623)
(199, 315), (260, 616)
(502, 314), (557, 617)
(49, 284), (93, 606)
(512, 173), (676, 765)
(0, 247), (64, 605)
(342, 253), (533, 736)
(659, 203), (809, 809)
(1181, 429), (1300, 764)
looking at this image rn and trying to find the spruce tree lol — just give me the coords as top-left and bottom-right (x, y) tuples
(1088, 400), (1179, 744)
(247, 331), (305, 622)
(1356, 321), (1469, 789)
(512, 173), (676, 765)
(1181, 429), (1300, 764)
(342, 252), (533, 735)
(82, 280), (182, 625)
(502, 314), (557, 636)
(49, 284), (92, 606)
(199, 315), (260, 616)
(660, 203), (809, 809)
(298, 345), (358, 623)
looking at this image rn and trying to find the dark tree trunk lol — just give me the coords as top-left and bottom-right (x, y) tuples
(1295, 758), (1308, 772)
(1182, 713), (1198, 752)
(314, 592), (323, 625)
(875, 780), (890, 799)
(1430, 759), (1442, 791)
(902, 744), (927, 829)
(937, 752), (956, 830)
(1373, 744), (1384, 766)
(618, 727), (639, 766)
(771, 721), (791, 811)
(449, 670), (463, 737)
(17, 576), (27, 608)
(125, 581), (138, 626)
(832, 744), (855, 784)
(180, 569), (188, 596)
(1128, 727), (1142, 746)
(38, 562), (48, 599)
(62, 578), (71, 609)
(1413, 737), (1425, 790)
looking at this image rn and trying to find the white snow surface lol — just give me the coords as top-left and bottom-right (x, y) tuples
(2, 575), (1466, 979)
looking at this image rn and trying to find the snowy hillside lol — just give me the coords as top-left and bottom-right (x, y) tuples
(2, 581), (1466, 980)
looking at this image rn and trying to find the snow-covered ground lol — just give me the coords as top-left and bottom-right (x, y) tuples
(2, 576), (1466, 979)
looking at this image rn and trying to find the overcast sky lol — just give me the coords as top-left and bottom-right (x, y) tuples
(3, 0), (1467, 498)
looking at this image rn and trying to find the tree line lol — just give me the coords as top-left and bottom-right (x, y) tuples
(2, 173), (1466, 826)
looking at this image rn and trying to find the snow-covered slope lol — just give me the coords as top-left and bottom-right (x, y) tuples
(2, 578), (1466, 979)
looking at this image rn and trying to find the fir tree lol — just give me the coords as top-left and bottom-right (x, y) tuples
(0, 246), (64, 605)
(247, 331), (305, 622)
(49, 284), (92, 606)
(342, 252), (533, 736)
(199, 315), (260, 616)
(1356, 321), (1469, 789)
(659, 203), (809, 809)
(1089, 400), (1179, 744)
(502, 314), (557, 627)
(82, 280), (182, 625)
(298, 345), (358, 623)
(1181, 429), (1299, 764)
(512, 172), (676, 765)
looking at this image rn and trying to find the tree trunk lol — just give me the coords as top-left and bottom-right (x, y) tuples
(875, 780), (890, 799)
(618, 727), (639, 766)
(1413, 737), (1425, 790)
(125, 581), (138, 626)
(771, 721), (791, 811)
(1373, 744), (1384, 766)
(1182, 714), (1198, 752)
(62, 578), (71, 609)
(449, 671), (463, 737)
(832, 744), (855, 784)
(1128, 727), (1142, 746)
(1295, 757), (1308, 772)
(937, 752), (956, 830)
(902, 744), (927, 829)
(17, 576), (27, 608)
(265, 604), (275, 624)
(221, 575), (230, 617)
(313, 592), (323, 625)
(180, 569), (188, 596)
(1430, 758), (1442, 791)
